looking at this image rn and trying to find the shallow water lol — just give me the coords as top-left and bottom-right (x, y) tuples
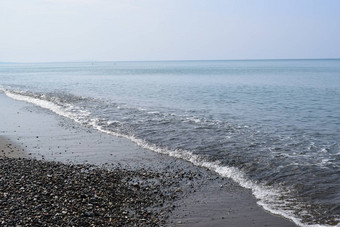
(1, 60), (339, 226)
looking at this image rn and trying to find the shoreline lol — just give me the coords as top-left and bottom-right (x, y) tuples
(0, 93), (297, 226)
(0, 137), (297, 227)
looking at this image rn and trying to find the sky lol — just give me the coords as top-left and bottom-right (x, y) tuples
(1, 0), (340, 62)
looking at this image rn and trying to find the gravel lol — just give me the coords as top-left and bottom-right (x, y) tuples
(0, 157), (192, 226)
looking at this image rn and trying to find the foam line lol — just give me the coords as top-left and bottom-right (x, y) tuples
(1, 88), (336, 227)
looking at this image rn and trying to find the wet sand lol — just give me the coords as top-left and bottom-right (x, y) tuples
(0, 93), (297, 226)
(0, 136), (27, 159)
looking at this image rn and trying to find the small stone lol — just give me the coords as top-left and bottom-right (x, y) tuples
(84, 211), (94, 217)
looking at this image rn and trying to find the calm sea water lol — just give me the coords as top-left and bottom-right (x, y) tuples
(1, 60), (339, 226)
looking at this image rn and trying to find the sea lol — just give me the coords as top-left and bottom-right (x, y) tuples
(0, 59), (339, 226)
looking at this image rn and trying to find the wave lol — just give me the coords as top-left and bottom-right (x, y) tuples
(0, 87), (336, 227)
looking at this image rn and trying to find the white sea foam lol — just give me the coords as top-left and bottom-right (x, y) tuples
(107, 120), (120, 125)
(1, 88), (337, 227)
(147, 111), (160, 115)
(1, 88), (90, 124)
(321, 148), (328, 153)
(185, 117), (201, 123)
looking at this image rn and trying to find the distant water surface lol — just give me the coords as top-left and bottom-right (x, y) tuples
(1, 59), (339, 226)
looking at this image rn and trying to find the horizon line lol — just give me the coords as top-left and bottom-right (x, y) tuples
(1, 57), (340, 64)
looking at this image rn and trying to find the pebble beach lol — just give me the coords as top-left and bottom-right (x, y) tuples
(0, 156), (185, 226)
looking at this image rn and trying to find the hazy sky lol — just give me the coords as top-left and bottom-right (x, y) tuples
(1, 0), (340, 62)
